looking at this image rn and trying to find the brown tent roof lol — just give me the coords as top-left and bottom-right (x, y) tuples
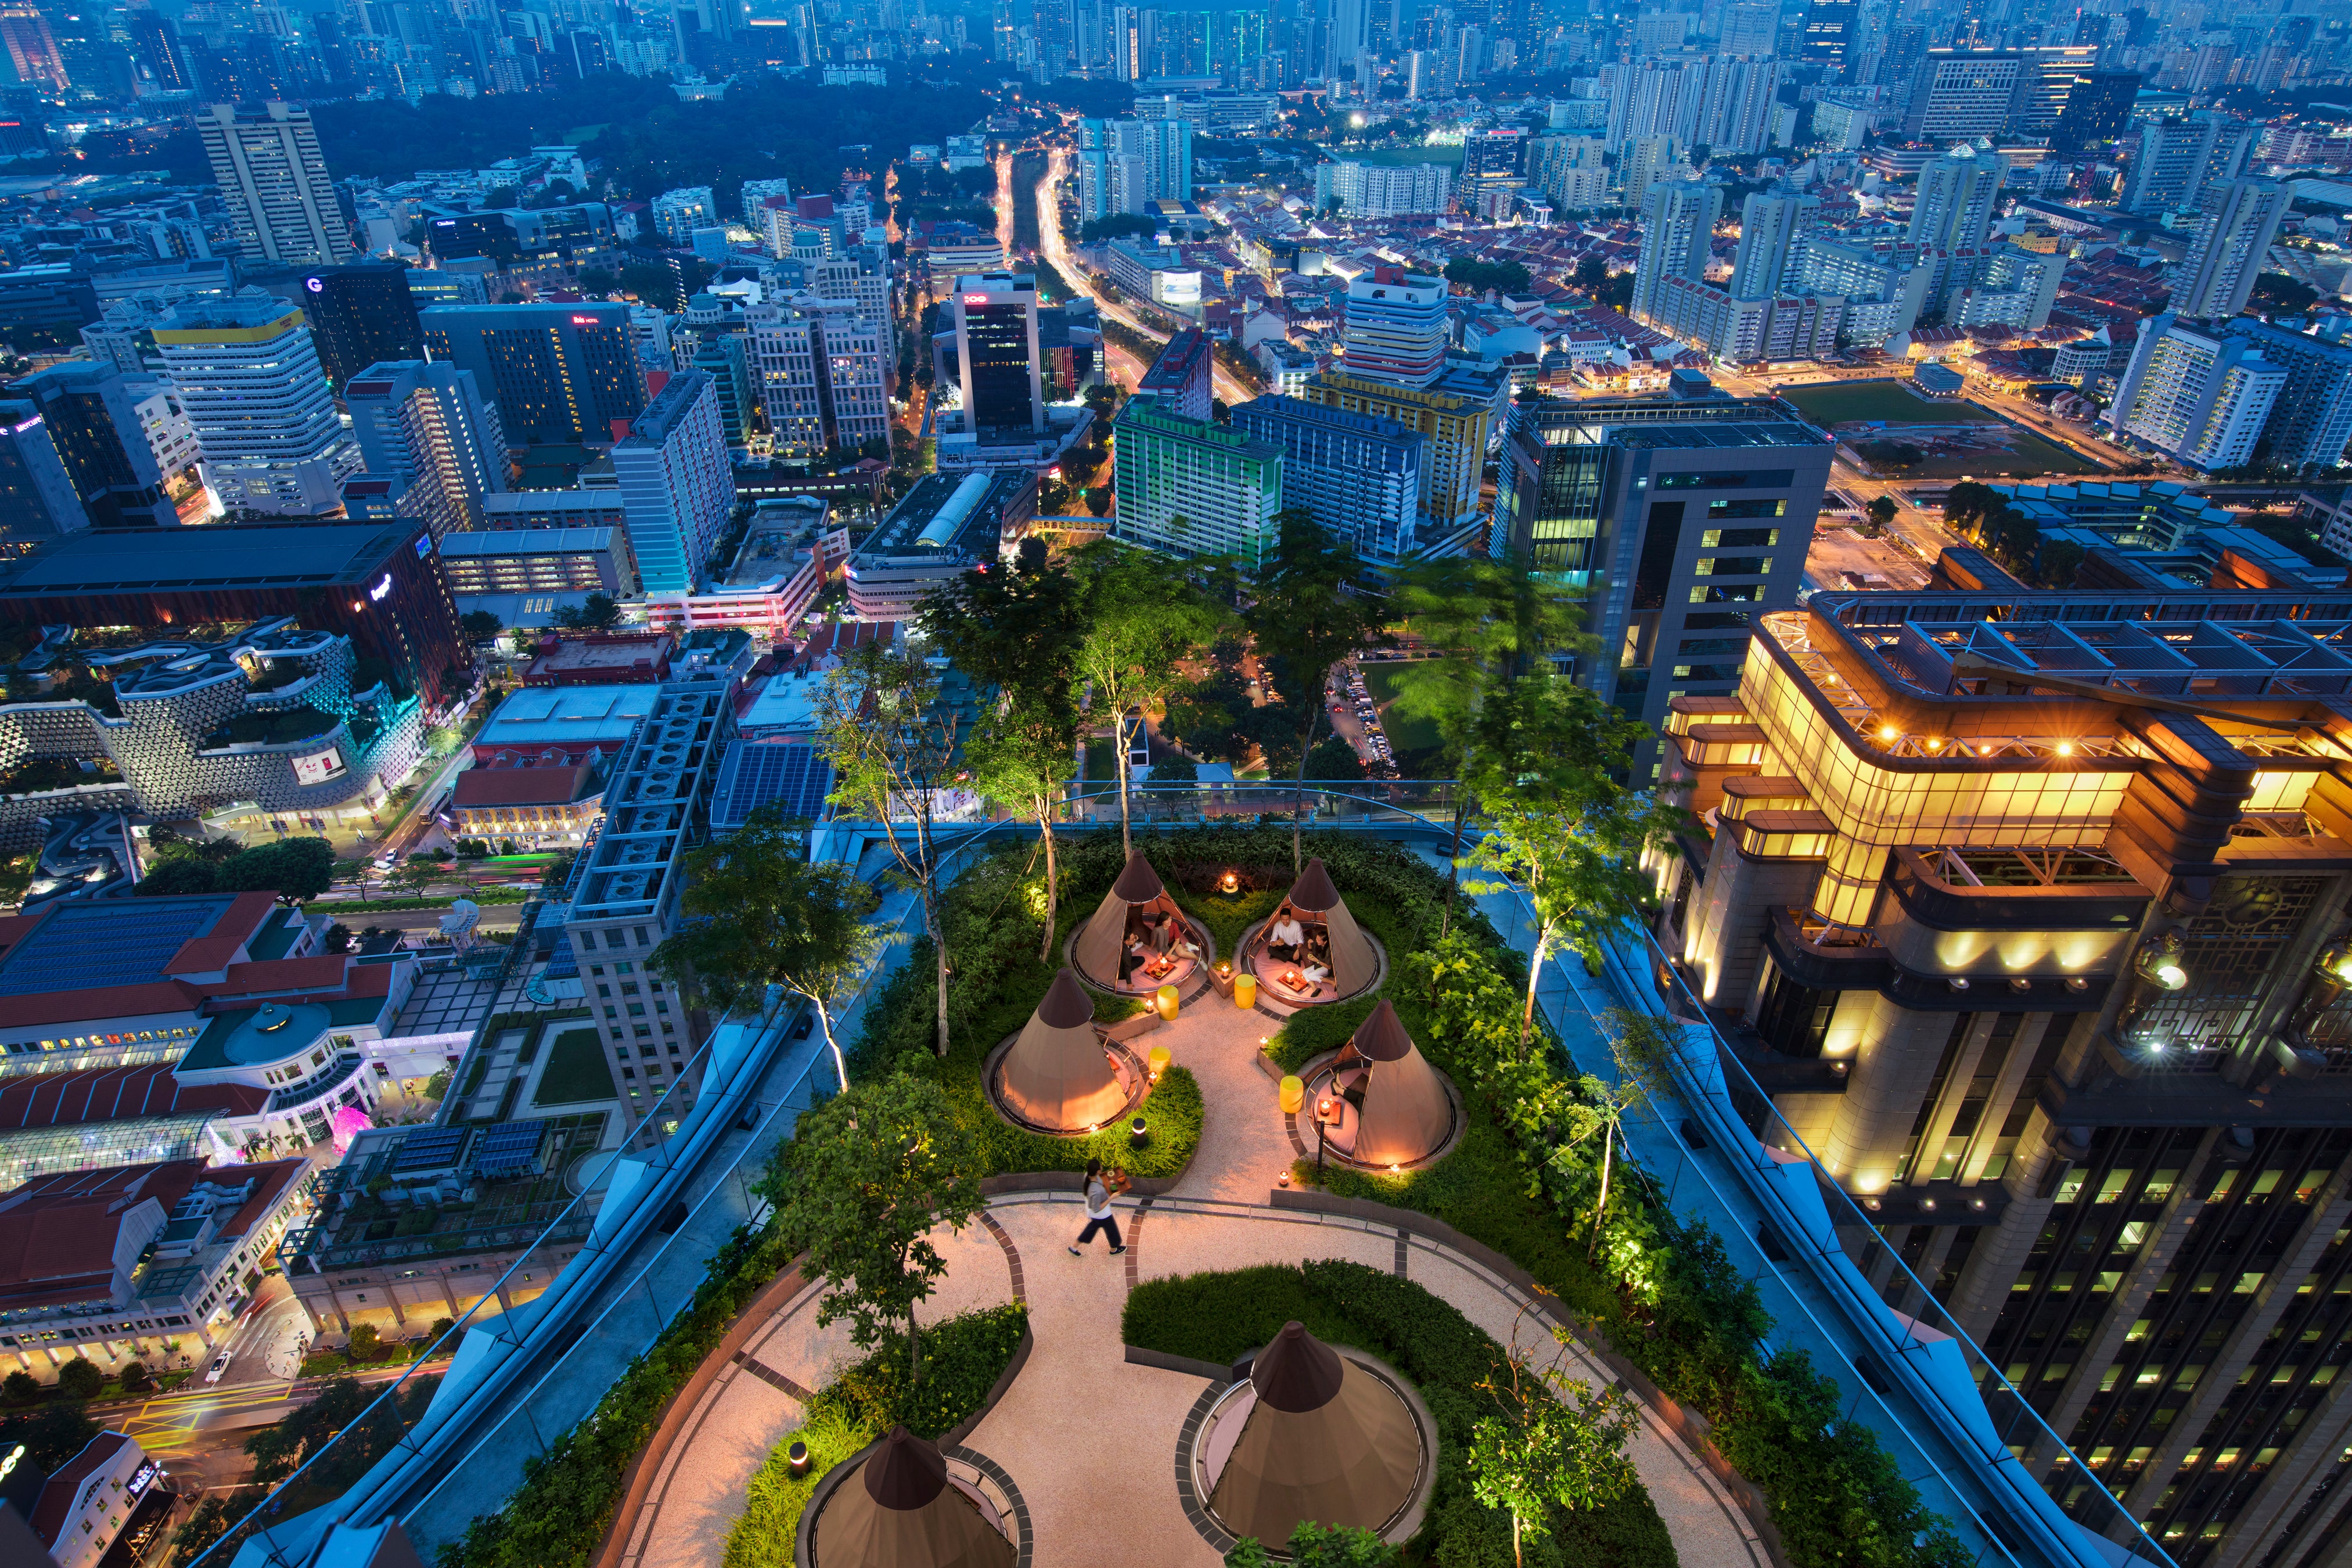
(1348, 1004), (1452, 1167)
(998, 969), (1125, 1131)
(1253, 1321), (1344, 1412)
(814, 1427), (1015, 1568)
(1111, 851), (1166, 902)
(1288, 858), (1342, 914)
(865, 1425), (948, 1509)
(1350, 999), (1415, 1062)
(1209, 1327), (1422, 1543)
(1035, 966), (1094, 1030)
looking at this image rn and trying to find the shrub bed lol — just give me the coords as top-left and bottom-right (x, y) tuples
(1125, 1260), (1676, 1568)
(723, 1304), (1026, 1568)
(1285, 916), (1972, 1568)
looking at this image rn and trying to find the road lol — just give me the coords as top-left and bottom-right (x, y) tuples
(1030, 147), (1253, 404)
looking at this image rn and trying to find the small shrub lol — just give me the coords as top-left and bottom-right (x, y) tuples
(119, 1360), (153, 1393)
(347, 1324), (382, 1362)
(3, 1368), (39, 1404)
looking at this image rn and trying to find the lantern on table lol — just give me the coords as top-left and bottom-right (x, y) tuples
(1220, 869), (1239, 894)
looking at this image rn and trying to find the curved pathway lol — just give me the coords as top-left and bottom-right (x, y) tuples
(611, 988), (1768, 1568)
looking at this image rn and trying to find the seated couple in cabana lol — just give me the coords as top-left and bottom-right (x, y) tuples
(1242, 858), (1380, 1006)
(1070, 851), (1209, 994)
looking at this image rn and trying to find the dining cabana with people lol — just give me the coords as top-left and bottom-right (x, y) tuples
(1069, 850), (1210, 994)
(1241, 857), (1382, 1006)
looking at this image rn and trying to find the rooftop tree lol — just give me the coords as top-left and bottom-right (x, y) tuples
(1069, 540), (1225, 857)
(815, 641), (965, 1058)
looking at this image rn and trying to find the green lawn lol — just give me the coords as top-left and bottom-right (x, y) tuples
(1778, 379), (2002, 426)
(533, 1028), (617, 1106)
(1907, 430), (2098, 479)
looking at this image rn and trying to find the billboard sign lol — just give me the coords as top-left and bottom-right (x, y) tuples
(292, 746), (346, 786)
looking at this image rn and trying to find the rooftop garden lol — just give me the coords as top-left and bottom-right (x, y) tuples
(204, 705), (342, 749)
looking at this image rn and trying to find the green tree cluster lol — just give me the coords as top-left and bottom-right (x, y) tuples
(138, 834), (337, 901)
(1445, 257), (1533, 296)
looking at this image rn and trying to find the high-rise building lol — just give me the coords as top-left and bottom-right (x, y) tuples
(2051, 68), (2139, 152)
(1311, 160), (1455, 218)
(344, 361), (508, 538)
(1302, 370), (1490, 533)
(740, 177), (793, 224)
(0, 3), (66, 90)
(1731, 190), (1820, 301)
(745, 298), (889, 458)
(2222, 320), (2352, 472)
(1648, 575), (2352, 1565)
(1800, 0), (1857, 76)
(419, 302), (645, 447)
(1493, 386), (1829, 776)
(0, 396), (87, 549)
(127, 10), (188, 92)
(1633, 181), (1724, 328)
(1527, 135), (1607, 213)
(1076, 117), (1192, 218)
(1720, 1), (1776, 56)
(1229, 394), (1426, 567)
(199, 102), (351, 268)
(612, 371), (736, 596)
(153, 290), (359, 517)
(6, 362), (179, 531)
(954, 272), (1045, 436)
(1900, 49), (2025, 141)
(650, 187), (718, 246)
(2170, 178), (2289, 323)
(691, 334), (756, 448)
(1619, 133), (1684, 214)
(1136, 328), (1213, 423)
(1950, 244), (2065, 330)
(2110, 315), (2288, 473)
(2120, 112), (2252, 217)
(298, 262), (425, 389)
(1112, 401), (1283, 567)
(1598, 57), (1785, 156)
(1908, 146), (2001, 252)
(1340, 265), (1450, 390)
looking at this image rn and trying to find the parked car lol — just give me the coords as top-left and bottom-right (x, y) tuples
(204, 1351), (232, 1384)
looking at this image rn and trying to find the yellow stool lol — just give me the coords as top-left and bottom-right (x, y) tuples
(1148, 1044), (1171, 1080)
(1234, 972), (1257, 1010)
(1279, 1074), (1304, 1114)
(1156, 983), (1179, 1021)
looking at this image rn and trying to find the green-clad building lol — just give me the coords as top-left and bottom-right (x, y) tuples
(1111, 401), (1283, 569)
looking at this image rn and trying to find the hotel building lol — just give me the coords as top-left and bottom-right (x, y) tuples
(1649, 582), (2352, 1566)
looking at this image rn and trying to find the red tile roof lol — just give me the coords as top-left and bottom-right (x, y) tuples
(30, 1431), (134, 1543)
(164, 893), (282, 976)
(453, 762), (600, 808)
(0, 1161), (204, 1312)
(0, 1063), (265, 1131)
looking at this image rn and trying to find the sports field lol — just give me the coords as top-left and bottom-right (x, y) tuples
(1779, 380), (2001, 426)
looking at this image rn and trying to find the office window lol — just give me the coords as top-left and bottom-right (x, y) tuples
(1702, 527), (1780, 548)
(1706, 498), (1787, 520)
(1693, 556), (1770, 577)
(1657, 469), (1793, 490)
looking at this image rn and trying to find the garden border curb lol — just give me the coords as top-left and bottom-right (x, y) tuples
(1263, 1187), (1797, 1568)
(594, 1251), (819, 1568)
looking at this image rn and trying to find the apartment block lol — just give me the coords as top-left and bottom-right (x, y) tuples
(1230, 394), (1425, 567)
(1112, 400), (1282, 568)
(1302, 369), (1490, 530)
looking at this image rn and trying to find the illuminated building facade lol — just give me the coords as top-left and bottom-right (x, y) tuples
(1649, 584), (2352, 1565)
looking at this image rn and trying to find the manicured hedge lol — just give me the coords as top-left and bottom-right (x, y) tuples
(724, 1304), (1028, 1568)
(1125, 1260), (1677, 1568)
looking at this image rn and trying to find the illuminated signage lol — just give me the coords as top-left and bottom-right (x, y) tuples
(0, 1443), (23, 1483)
(416, 534), (433, 559)
(305, 277), (324, 293)
(962, 293), (991, 305)
(571, 314), (599, 325)
(369, 573), (393, 602)
(292, 745), (347, 786)
(127, 1459), (161, 1498)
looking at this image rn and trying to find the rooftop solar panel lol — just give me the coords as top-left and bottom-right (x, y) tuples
(473, 1120), (551, 1178)
(711, 742), (833, 831)
(390, 1126), (471, 1174)
(0, 896), (237, 997)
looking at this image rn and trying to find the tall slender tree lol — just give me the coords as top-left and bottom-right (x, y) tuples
(1245, 508), (1393, 872)
(1386, 551), (1594, 930)
(650, 806), (882, 1089)
(1069, 541), (1225, 857)
(814, 642), (964, 1058)
(922, 541), (1087, 959)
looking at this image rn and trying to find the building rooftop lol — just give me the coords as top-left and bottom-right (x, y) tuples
(856, 470), (1028, 564)
(0, 1063), (264, 1131)
(0, 522), (427, 596)
(475, 685), (661, 750)
(0, 894), (271, 999)
(452, 761), (601, 809)
(710, 740), (833, 830)
(439, 528), (620, 559)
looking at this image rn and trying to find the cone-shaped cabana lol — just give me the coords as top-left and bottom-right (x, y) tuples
(812, 1425), (1015, 1568)
(1265, 858), (1379, 997)
(997, 968), (1125, 1132)
(1207, 1322), (1422, 1543)
(1332, 1001), (1453, 1167)
(1071, 851), (1196, 990)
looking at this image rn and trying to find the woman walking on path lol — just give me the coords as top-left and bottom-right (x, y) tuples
(1069, 1158), (1126, 1255)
